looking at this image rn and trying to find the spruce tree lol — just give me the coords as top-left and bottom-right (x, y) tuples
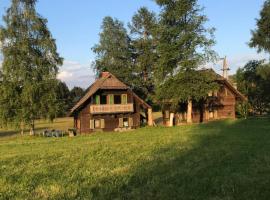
(129, 7), (157, 101)
(249, 0), (270, 53)
(55, 81), (70, 117)
(92, 17), (136, 86)
(155, 0), (217, 123)
(0, 0), (63, 135)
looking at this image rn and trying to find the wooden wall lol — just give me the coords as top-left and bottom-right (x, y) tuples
(163, 82), (238, 126)
(74, 89), (142, 133)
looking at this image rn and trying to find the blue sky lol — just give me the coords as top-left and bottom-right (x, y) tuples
(0, 0), (268, 88)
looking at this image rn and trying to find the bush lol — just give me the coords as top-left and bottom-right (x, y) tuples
(236, 102), (250, 119)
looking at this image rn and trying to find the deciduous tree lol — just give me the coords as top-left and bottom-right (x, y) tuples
(0, 0), (63, 135)
(154, 0), (217, 123)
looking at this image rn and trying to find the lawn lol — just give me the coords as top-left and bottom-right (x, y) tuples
(0, 117), (270, 199)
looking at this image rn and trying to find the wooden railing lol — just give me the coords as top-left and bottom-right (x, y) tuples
(90, 104), (134, 114)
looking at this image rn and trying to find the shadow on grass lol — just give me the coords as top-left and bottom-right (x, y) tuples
(81, 118), (270, 200)
(0, 127), (48, 138)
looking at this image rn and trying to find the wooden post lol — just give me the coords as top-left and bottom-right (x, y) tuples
(148, 108), (153, 126)
(29, 120), (35, 136)
(187, 99), (192, 124)
(214, 109), (218, 119)
(205, 108), (209, 121)
(169, 113), (174, 127)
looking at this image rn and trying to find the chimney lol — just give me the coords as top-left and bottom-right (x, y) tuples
(100, 71), (110, 78)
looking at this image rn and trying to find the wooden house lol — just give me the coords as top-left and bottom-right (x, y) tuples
(162, 70), (247, 126)
(70, 72), (153, 133)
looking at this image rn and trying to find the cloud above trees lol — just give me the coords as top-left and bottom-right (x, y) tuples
(57, 60), (95, 89)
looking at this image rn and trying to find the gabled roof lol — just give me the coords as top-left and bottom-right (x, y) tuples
(214, 72), (247, 101)
(69, 72), (151, 115)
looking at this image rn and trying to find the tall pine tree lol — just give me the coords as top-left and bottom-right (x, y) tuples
(249, 0), (270, 53)
(129, 7), (157, 101)
(92, 17), (136, 86)
(155, 0), (217, 123)
(0, 0), (63, 135)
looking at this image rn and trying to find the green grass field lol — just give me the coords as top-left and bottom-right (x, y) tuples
(1, 117), (270, 199)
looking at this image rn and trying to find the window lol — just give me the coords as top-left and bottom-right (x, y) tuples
(100, 95), (107, 104)
(123, 118), (129, 127)
(108, 94), (114, 104)
(90, 119), (105, 129)
(119, 117), (133, 128)
(114, 95), (121, 104)
(95, 119), (101, 128)
(121, 94), (127, 104)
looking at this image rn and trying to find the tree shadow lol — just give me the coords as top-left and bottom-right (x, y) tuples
(0, 127), (50, 138)
(79, 118), (270, 199)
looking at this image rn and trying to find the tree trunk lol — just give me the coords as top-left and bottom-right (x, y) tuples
(148, 108), (153, 126)
(29, 120), (35, 136)
(20, 122), (24, 136)
(187, 99), (193, 124)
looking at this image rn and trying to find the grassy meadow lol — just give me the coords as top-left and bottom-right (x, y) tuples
(1, 117), (270, 199)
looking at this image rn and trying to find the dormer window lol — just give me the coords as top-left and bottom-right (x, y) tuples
(114, 95), (121, 104)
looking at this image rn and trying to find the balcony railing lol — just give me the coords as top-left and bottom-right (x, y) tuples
(90, 104), (134, 114)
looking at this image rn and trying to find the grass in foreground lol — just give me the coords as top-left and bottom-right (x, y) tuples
(1, 117), (270, 199)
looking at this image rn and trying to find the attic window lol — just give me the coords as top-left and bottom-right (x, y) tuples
(100, 95), (107, 104)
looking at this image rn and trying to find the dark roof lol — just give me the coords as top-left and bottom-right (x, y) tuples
(69, 72), (151, 115)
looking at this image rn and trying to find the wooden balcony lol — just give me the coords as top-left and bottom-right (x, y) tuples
(90, 104), (134, 114)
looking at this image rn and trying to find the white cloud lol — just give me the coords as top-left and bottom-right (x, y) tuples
(57, 70), (73, 80)
(57, 60), (95, 89)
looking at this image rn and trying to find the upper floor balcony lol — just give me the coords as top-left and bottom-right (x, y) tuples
(90, 103), (134, 114)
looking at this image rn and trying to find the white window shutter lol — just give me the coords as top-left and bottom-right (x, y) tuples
(101, 119), (105, 129)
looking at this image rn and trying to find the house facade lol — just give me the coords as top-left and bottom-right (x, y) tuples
(70, 72), (153, 133)
(162, 71), (247, 126)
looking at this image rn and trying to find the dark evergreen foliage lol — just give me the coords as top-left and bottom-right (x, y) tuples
(92, 17), (136, 86)
(129, 7), (157, 101)
(250, 0), (270, 53)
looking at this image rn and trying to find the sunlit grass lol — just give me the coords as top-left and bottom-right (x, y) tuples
(0, 117), (270, 199)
